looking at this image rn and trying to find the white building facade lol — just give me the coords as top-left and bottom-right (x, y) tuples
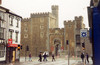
(6, 12), (22, 62)
(0, 6), (9, 62)
(0, 6), (22, 63)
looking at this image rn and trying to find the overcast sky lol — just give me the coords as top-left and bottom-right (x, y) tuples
(2, 0), (90, 28)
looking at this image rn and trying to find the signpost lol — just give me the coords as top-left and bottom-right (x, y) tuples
(80, 29), (87, 65)
(66, 40), (70, 65)
(80, 29), (87, 38)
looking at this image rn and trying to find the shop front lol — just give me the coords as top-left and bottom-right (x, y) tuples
(0, 39), (6, 63)
(6, 39), (19, 63)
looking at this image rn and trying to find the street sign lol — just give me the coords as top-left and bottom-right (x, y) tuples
(80, 29), (87, 37)
(8, 39), (12, 44)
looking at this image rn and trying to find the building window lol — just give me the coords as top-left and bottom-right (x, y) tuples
(40, 25), (44, 29)
(15, 32), (18, 42)
(9, 31), (13, 39)
(24, 28), (28, 32)
(76, 43), (80, 47)
(40, 32), (44, 38)
(0, 45), (5, 57)
(24, 34), (28, 38)
(9, 16), (14, 26)
(76, 35), (80, 43)
(0, 12), (4, 20)
(16, 20), (19, 27)
(0, 28), (4, 39)
(40, 18), (44, 23)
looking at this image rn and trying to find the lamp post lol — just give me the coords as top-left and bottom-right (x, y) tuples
(66, 40), (70, 65)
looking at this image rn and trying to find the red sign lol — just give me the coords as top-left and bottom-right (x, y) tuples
(8, 44), (18, 47)
(8, 39), (12, 44)
(8, 39), (18, 47)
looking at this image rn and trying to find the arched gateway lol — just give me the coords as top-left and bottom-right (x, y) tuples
(54, 39), (61, 56)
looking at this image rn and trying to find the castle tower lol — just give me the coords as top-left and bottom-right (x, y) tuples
(75, 16), (83, 29)
(64, 20), (76, 56)
(52, 5), (59, 28)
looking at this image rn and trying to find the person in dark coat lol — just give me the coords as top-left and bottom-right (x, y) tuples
(29, 52), (32, 61)
(86, 53), (89, 63)
(81, 53), (85, 62)
(43, 53), (47, 61)
(38, 52), (42, 62)
(52, 54), (55, 61)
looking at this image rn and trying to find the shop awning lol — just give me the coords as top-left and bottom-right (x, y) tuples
(8, 44), (18, 47)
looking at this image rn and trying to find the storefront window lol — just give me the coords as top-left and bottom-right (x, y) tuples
(0, 45), (5, 57)
(0, 28), (4, 39)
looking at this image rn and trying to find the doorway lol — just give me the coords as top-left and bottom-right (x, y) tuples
(54, 39), (61, 56)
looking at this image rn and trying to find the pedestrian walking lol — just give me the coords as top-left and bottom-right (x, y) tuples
(29, 52), (32, 61)
(81, 53), (85, 62)
(43, 53), (48, 61)
(52, 54), (55, 61)
(38, 52), (42, 62)
(86, 53), (89, 63)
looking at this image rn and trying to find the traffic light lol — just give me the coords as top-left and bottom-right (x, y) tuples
(26, 45), (29, 51)
(18, 45), (20, 50)
(82, 43), (85, 48)
(82, 47), (85, 50)
(82, 43), (85, 50)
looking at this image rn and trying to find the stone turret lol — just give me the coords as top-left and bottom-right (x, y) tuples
(52, 5), (59, 28)
(75, 16), (83, 29)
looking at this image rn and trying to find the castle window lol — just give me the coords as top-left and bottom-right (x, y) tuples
(40, 25), (44, 29)
(40, 32), (44, 38)
(40, 18), (44, 23)
(69, 24), (71, 28)
(76, 35), (80, 43)
(24, 23), (27, 26)
(24, 28), (28, 32)
(24, 34), (28, 38)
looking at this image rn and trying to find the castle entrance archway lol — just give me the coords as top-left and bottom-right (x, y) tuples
(54, 39), (61, 56)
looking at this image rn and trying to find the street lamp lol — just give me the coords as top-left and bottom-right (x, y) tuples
(66, 40), (70, 65)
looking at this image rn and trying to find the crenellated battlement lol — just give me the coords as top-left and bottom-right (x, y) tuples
(75, 16), (83, 21)
(31, 12), (50, 17)
(64, 20), (75, 25)
(52, 5), (58, 10)
(49, 28), (64, 34)
(22, 18), (30, 22)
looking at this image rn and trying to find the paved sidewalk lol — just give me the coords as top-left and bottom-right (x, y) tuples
(72, 58), (93, 65)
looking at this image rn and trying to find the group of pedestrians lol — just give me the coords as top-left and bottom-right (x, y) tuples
(28, 52), (55, 62)
(81, 53), (89, 63)
(38, 52), (55, 62)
